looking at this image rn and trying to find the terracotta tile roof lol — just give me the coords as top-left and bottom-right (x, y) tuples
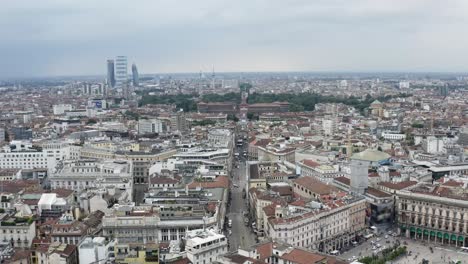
(379, 181), (418, 190)
(53, 188), (74, 198)
(280, 248), (326, 264)
(254, 139), (271, 147)
(187, 176), (229, 189)
(224, 254), (263, 264)
(0, 180), (42, 193)
(301, 159), (321, 168)
(293, 177), (337, 195)
(206, 202), (217, 213)
(262, 204), (277, 217)
(255, 242), (273, 261)
(367, 187), (391, 198)
(442, 180), (464, 187)
(289, 198), (308, 207)
(334, 176), (350, 185)
(32, 237), (51, 246)
(58, 244), (77, 257)
(271, 186), (293, 196)
(5, 249), (31, 263)
(150, 176), (180, 185)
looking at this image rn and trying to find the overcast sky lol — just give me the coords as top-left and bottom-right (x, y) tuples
(1, 0), (468, 78)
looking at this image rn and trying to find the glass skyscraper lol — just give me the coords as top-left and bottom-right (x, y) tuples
(106, 59), (115, 88)
(115, 56), (128, 88)
(132, 63), (139, 87)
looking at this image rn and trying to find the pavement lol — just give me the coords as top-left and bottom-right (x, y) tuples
(340, 234), (399, 262)
(340, 233), (468, 264)
(392, 237), (468, 264)
(227, 142), (257, 251)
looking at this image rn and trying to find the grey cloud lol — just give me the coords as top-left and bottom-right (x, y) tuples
(1, 0), (468, 78)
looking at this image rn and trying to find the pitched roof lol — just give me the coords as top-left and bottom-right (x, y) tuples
(53, 188), (74, 198)
(187, 176), (229, 189)
(367, 187), (391, 198)
(293, 177), (337, 195)
(334, 176), (350, 185)
(150, 176), (180, 185)
(280, 248), (326, 264)
(255, 242), (273, 261)
(379, 181), (418, 190)
(301, 159), (321, 168)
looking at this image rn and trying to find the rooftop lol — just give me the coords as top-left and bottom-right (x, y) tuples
(351, 149), (391, 162)
(293, 176), (338, 195)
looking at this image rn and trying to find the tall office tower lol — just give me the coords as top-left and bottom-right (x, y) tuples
(115, 56), (128, 88)
(106, 60), (116, 88)
(132, 63), (139, 87)
(170, 110), (187, 134)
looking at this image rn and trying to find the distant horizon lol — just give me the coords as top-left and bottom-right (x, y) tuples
(2, 70), (468, 82)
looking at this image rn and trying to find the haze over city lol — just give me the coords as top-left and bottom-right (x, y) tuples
(2, 1), (468, 264)
(2, 0), (468, 78)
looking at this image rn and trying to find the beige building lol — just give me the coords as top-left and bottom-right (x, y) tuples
(80, 144), (176, 184)
(296, 159), (341, 183)
(396, 181), (468, 247)
(257, 145), (295, 163)
(264, 196), (366, 253)
(0, 215), (36, 248)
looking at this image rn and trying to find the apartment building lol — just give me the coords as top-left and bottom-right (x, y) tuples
(186, 228), (227, 264)
(102, 204), (219, 245)
(49, 159), (133, 200)
(80, 143), (176, 184)
(78, 237), (115, 264)
(0, 214), (36, 248)
(0, 140), (79, 173)
(296, 159), (341, 183)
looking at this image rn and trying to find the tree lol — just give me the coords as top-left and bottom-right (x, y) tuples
(411, 123), (424, 129)
(239, 83), (252, 92)
(86, 118), (97, 125)
(247, 113), (258, 121)
(139, 93), (198, 112)
(227, 114), (239, 122)
(289, 103), (304, 112)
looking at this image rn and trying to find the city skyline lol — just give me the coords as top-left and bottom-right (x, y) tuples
(2, 0), (468, 78)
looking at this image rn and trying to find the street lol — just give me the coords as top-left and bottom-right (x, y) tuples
(226, 132), (257, 251)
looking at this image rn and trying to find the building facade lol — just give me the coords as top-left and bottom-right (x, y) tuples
(396, 185), (468, 247)
(264, 197), (366, 253)
(186, 229), (227, 264)
(115, 56), (127, 88)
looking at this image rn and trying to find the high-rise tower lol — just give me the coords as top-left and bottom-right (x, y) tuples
(132, 63), (139, 87)
(106, 60), (115, 88)
(211, 65), (215, 89)
(115, 56), (128, 88)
